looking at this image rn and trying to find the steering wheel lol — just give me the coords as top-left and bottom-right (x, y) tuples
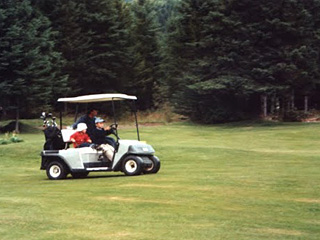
(108, 123), (119, 139)
(109, 123), (118, 130)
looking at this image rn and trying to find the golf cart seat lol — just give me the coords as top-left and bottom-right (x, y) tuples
(61, 129), (77, 142)
(61, 129), (77, 148)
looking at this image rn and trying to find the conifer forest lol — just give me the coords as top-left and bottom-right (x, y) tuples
(1, 0), (320, 123)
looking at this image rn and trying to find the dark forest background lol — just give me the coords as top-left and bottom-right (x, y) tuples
(1, 0), (320, 123)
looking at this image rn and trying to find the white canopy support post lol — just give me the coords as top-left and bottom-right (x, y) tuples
(59, 109), (62, 130)
(111, 98), (118, 137)
(132, 101), (140, 141)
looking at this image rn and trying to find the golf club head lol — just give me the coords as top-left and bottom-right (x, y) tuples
(40, 112), (46, 120)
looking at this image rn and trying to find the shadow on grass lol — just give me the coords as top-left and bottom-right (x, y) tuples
(42, 173), (143, 181)
(0, 120), (43, 133)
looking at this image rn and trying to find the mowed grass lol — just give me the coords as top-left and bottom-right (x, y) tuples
(0, 121), (320, 240)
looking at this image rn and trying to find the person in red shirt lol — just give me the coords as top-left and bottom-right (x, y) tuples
(70, 123), (92, 148)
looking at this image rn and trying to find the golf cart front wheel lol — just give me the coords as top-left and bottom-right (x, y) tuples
(122, 156), (143, 176)
(46, 161), (68, 180)
(143, 156), (160, 174)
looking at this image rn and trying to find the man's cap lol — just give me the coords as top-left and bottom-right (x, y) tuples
(95, 118), (105, 124)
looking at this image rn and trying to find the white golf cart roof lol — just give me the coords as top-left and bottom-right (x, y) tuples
(57, 93), (137, 103)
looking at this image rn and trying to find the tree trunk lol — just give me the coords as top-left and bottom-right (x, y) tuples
(74, 104), (79, 122)
(290, 90), (295, 110)
(15, 106), (20, 133)
(261, 95), (267, 117)
(281, 96), (286, 118)
(304, 96), (309, 113)
(286, 94), (292, 111)
(270, 95), (275, 114)
(64, 102), (68, 113)
(275, 97), (280, 115)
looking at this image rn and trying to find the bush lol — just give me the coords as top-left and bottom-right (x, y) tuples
(10, 136), (23, 143)
(283, 110), (310, 122)
(0, 132), (23, 145)
(0, 139), (10, 145)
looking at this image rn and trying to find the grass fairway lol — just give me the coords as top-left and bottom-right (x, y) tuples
(0, 122), (320, 240)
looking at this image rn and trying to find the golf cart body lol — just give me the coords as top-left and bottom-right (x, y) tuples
(40, 93), (160, 179)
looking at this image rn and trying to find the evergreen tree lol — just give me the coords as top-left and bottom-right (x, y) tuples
(166, 0), (320, 122)
(130, 0), (162, 109)
(76, 0), (129, 95)
(36, 0), (134, 98)
(219, 0), (320, 115)
(153, 0), (179, 33)
(106, 0), (134, 93)
(35, 0), (90, 96)
(0, 0), (67, 124)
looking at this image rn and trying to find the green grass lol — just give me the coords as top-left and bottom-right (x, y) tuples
(0, 121), (320, 239)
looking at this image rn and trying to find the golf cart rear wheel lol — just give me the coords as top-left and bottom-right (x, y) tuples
(71, 171), (89, 179)
(122, 156), (143, 176)
(46, 161), (68, 180)
(143, 156), (160, 174)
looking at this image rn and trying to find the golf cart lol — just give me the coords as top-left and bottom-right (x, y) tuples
(40, 93), (160, 180)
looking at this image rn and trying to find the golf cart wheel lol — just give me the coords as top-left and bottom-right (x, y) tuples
(71, 171), (89, 179)
(122, 156), (143, 176)
(143, 156), (161, 174)
(46, 161), (68, 180)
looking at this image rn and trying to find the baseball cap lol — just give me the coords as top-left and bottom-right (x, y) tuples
(95, 118), (105, 124)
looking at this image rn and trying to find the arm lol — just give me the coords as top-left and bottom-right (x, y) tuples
(85, 134), (92, 143)
(104, 126), (113, 135)
(70, 133), (78, 147)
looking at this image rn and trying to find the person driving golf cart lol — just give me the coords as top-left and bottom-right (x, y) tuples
(91, 118), (116, 148)
(70, 123), (92, 148)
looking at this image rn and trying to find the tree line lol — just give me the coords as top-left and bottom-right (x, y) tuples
(1, 0), (320, 123)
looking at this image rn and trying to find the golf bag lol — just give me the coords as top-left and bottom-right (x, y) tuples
(43, 126), (65, 150)
(41, 112), (65, 150)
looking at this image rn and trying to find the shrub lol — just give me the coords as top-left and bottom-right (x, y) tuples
(283, 110), (310, 122)
(0, 139), (10, 145)
(0, 132), (23, 145)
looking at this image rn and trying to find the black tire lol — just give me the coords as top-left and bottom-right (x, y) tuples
(71, 172), (89, 179)
(46, 161), (68, 180)
(143, 156), (161, 174)
(122, 156), (143, 176)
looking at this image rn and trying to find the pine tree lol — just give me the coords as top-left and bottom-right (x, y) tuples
(0, 0), (67, 126)
(130, 0), (162, 109)
(65, 0), (134, 96)
(35, 0), (91, 95)
(166, 0), (320, 122)
(105, 0), (134, 93)
(221, 0), (320, 116)
(36, 0), (134, 98)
